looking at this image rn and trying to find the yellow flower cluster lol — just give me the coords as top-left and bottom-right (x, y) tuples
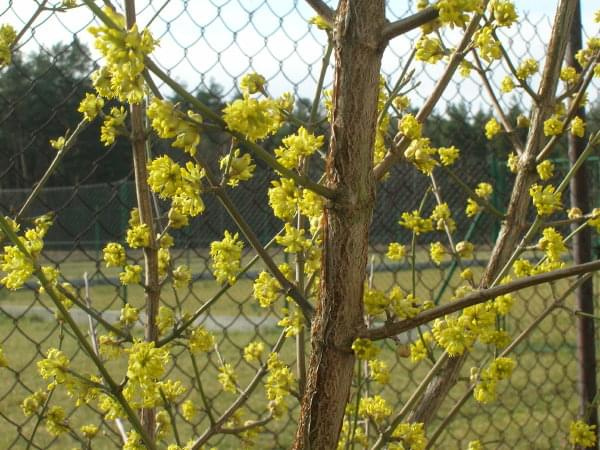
(88, 7), (157, 103)
(430, 241), (446, 265)
(352, 338), (380, 360)
(474, 26), (501, 62)
(147, 98), (202, 156)
(368, 359), (390, 384)
(278, 307), (304, 337)
(415, 35), (444, 64)
(218, 363), (238, 393)
(126, 223), (150, 248)
(147, 155), (183, 199)
(571, 116), (586, 137)
(21, 390), (47, 417)
(265, 353), (295, 417)
(1, 217), (51, 290)
(538, 227), (566, 263)
(410, 331), (433, 363)
(268, 178), (300, 221)
(473, 356), (516, 403)
(569, 420), (597, 448)
(399, 210), (433, 234)
(399, 114), (422, 140)
(119, 264), (142, 285)
(103, 242), (126, 267)
(222, 77), (287, 142)
(529, 184), (562, 216)
(172, 264), (192, 288)
(404, 138), (438, 174)
(78, 93), (105, 122)
(239, 72), (266, 96)
(515, 58), (538, 80)
(484, 117), (501, 139)
(188, 326), (215, 353)
(276, 223), (310, 253)
(536, 160), (554, 181)
(391, 422), (427, 450)
(466, 182), (493, 217)
(438, 146), (460, 166)
(220, 149), (256, 187)
(491, 0), (518, 27)
(358, 395), (391, 423)
(275, 126), (324, 170)
(501, 76), (515, 93)
(120, 304), (139, 325)
(243, 341), (265, 362)
(45, 405), (68, 436)
(253, 271), (281, 307)
(543, 114), (563, 137)
(0, 24), (17, 67)
(386, 242), (406, 261)
(100, 106), (127, 146)
(432, 202), (456, 231)
(435, 0), (482, 28)
(210, 231), (243, 284)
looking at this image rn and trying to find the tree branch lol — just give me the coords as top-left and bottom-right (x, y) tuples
(305, 0), (335, 25)
(382, 7), (439, 42)
(360, 259), (600, 341)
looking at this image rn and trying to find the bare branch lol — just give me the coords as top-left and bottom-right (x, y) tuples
(360, 259), (600, 341)
(305, 0), (335, 25)
(382, 7), (439, 42)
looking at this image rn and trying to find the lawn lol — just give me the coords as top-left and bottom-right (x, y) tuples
(0, 246), (596, 448)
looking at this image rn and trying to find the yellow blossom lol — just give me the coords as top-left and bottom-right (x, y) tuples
(507, 151), (519, 173)
(410, 331), (433, 363)
(569, 420), (597, 448)
(529, 184), (562, 216)
(243, 341), (265, 362)
(253, 271), (281, 307)
(275, 223), (310, 253)
(536, 160), (554, 180)
(100, 106), (127, 146)
(500, 76), (515, 93)
(392, 422), (427, 450)
(50, 136), (66, 151)
(474, 26), (501, 62)
(491, 0), (518, 27)
(80, 424), (99, 439)
(268, 178), (300, 221)
(181, 399), (196, 421)
(172, 264), (192, 288)
(21, 390), (47, 417)
(538, 227), (566, 262)
(515, 58), (538, 80)
(560, 66), (578, 83)
(543, 114), (564, 136)
(188, 326), (215, 353)
(210, 231), (243, 284)
(415, 35), (444, 63)
(430, 241), (445, 265)
(517, 114), (530, 128)
(103, 242), (126, 267)
(364, 285), (389, 316)
(404, 137), (438, 174)
(239, 72), (266, 95)
(0, 24), (17, 67)
(358, 395), (391, 423)
(220, 149), (256, 187)
(120, 304), (139, 325)
(352, 338), (380, 360)
(369, 360), (390, 384)
(438, 146), (460, 166)
(484, 117), (501, 139)
(399, 114), (422, 140)
(275, 127), (324, 170)
(218, 363), (238, 393)
(399, 210), (433, 235)
(456, 240), (474, 258)
(119, 264), (142, 285)
(45, 406), (68, 436)
(386, 242), (406, 261)
(78, 93), (104, 121)
(571, 116), (585, 137)
(223, 95), (283, 142)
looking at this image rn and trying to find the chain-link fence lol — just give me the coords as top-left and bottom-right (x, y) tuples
(0, 1), (599, 448)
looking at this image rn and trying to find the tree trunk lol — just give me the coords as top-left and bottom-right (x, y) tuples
(293, 1), (385, 448)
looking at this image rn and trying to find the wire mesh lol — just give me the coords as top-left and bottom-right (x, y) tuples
(0, 1), (599, 448)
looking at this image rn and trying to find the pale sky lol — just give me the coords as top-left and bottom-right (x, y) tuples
(3, 1), (599, 113)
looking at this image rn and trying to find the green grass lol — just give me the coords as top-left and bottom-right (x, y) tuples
(0, 247), (597, 448)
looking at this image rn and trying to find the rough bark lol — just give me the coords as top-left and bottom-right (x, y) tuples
(567, 3), (598, 447)
(407, 0), (577, 426)
(292, 1), (385, 448)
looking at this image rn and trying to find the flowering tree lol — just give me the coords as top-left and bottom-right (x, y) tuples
(1, 0), (600, 449)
